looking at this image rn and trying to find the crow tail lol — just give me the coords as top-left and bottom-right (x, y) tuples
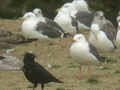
(53, 78), (63, 83)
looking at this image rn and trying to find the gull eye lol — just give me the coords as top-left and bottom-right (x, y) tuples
(78, 37), (81, 40)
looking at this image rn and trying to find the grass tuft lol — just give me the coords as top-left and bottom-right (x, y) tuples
(46, 83), (52, 87)
(114, 70), (120, 74)
(68, 63), (79, 68)
(48, 42), (55, 46)
(14, 88), (21, 90)
(27, 84), (33, 88)
(87, 77), (98, 84)
(101, 66), (111, 70)
(101, 57), (115, 63)
(56, 87), (65, 90)
(52, 64), (61, 69)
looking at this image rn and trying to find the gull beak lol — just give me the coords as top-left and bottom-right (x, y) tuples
(117, 19), (120, 22)
(18, 17), (24, 21)
(56, 8), (60, 13)
(72, 40), (76, 42)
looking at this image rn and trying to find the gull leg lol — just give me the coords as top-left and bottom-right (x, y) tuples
(87, 66), (91, 80)
(77, 65), (82, 80)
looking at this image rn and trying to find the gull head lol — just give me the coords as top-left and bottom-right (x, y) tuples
(62, 3), (72, 9)
(91, 24), (100, 40)
(72, 0), (88, 11)
(94, 11), (105, 20)
(95, 11), (104, 17)
(33, 8), (43, 17)
(59, 7), (70, 15)
(56, 3), (72, 14)
(91, 24), (100, 32)
(22, 12), (36, 20)
(73, 34), (86, 42)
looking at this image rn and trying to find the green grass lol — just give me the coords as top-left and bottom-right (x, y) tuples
(56, 87), (65, 90)
(68, 63), (79, 68)
(46, 83), (52, 87)
(101, 57), (115, 63)
(14, 88), (21, 90)
(114, 70), (120, 74)
(27, 84), (34, 88)
(100, 66), (111, 70)
(48, 42), (55, 46)
(52, 64), (61, 69)
(87, 77), (99, 84)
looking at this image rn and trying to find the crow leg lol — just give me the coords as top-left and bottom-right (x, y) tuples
(33, 83), (37, 90)
(41, 83), (44, 90)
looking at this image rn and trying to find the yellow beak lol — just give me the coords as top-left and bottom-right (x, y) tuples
(56, 8), (60, 13)
(117, 19), (120, 22)
(18, 17), (24, 21)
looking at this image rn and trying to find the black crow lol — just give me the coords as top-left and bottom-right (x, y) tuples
(22, 52), (63, 90)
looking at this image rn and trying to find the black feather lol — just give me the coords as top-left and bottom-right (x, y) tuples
(76, 11), (94, 27)
(0, 56), (5, 60)
(23, 52), (63, 90)
(89, 44), (102, 62)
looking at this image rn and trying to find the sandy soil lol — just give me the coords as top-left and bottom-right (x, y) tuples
(0, 19), (120, 90)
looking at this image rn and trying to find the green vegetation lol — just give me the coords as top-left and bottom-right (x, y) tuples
(68, 63), (79, 68)
(101, 66), (111, 70)
(87, 77), (99, 84)
(101, 57), (115, 63)
(56, 87), (65, 90)
(52, 64), (61, 69)
(27, 84), (34, 88)
(114, 70), (120, 74)
(48, 42), (56, 46)
(14, 88), (21, 90)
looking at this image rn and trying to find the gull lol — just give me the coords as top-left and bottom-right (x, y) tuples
(70, 34), (102, 80)
(89, 11), (116, 52)
(20, 12), (69, 39)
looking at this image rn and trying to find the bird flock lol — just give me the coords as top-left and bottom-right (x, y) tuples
(1, 0), (120, 90)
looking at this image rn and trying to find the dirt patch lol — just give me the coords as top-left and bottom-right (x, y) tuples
(0, 19), (120, 90)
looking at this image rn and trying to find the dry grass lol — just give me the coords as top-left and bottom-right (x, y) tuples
(0, 19), (120, 90)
